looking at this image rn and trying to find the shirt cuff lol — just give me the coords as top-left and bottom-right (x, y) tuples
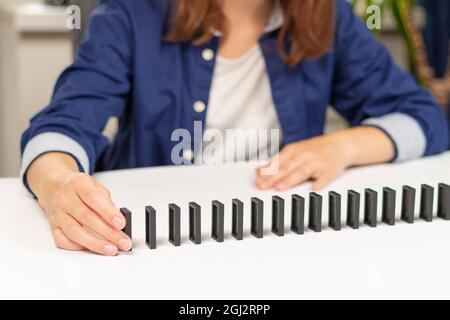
(20, 132), (90, 195)
(362, 112), (427, 162)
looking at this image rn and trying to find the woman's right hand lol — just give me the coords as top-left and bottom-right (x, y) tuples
(27, 153), (132, 256)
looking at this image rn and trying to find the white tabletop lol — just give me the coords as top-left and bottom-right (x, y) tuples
(1, 152), (450, 299)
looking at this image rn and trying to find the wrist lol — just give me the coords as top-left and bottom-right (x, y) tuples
(333, 126), (396, 167)
(331, 129), (361, 167)
(27, 153), (80, 207)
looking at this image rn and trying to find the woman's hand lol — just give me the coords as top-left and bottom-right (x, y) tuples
(255, 126), (395, 191)
(27, 153), (132, 256)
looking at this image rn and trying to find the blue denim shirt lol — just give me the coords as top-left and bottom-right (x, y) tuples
(21, 0), (449, 180)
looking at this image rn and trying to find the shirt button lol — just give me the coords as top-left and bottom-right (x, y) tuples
(183, 149), (194, 162)
(202, 49), (214, 61)
(193, 101), (206, 113)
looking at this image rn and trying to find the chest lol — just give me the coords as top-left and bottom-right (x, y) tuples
(132, 37), (336, 141)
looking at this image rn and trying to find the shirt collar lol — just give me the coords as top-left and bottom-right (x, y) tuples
(212, 1), (284, 37)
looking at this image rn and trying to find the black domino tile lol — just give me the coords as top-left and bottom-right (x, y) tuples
(291, 194), (305, 235)
(251, 197), (264, 239)
(347, 190), (360, 229)
(308, 193), (322, 232)
(438, 183), (450, 220)
(420, 184), (434, 222)
(189, 202), (201, 245)
(401, 186), (416, 224)
(364, 189), (378, 228)
(232, 199), (244, 240)
(272, 196), (285, 237)
(145, 206), (156, 250)
(328, 191), (341, 231)
(169, 204), (181, 247)
(382, 187), (396, 226)
(212, 201), (225, 242)
(120, 208), (132, 251)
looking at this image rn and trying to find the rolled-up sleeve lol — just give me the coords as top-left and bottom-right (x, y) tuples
(20, 132), (90, 177)
(363, 113), (427, 162)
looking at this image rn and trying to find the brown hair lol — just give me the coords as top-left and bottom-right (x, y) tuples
(165, 0), (335, 66)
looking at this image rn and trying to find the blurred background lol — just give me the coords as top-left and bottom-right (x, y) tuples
(0, 0), (448, 177)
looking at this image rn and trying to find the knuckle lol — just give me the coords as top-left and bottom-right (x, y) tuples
(299, 166), (311, 177)
(77, 209), (91, 223)
(53, 236), (65, 249)
(286, 177), (297, 187)
(106, 229), (120, 242)
(52, 230), (66, 249)
(64, 224), (79, 238)
(72, 174), (93, 191)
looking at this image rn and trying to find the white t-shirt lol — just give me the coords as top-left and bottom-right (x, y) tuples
(197, 44), (282, 165)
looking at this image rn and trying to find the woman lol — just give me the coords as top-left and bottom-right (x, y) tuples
(21, 0), (449, 255)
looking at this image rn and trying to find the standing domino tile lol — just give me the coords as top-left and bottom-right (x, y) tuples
(309, 193), (322, 232)
(169, 204), (181, 247)
(401, 186), (416, 224)
(364, 189), (378, 228)
(347, 190), (360, 229)
(438, 183), (450, 220)
(232, 199), (244, 240)
(251, 197), (264, 239)
(382, 187), (396, 226)
(420, 184), (434, 222)
(145, 206), (157, 250)
(189, 202), (201, 245)
(120, 208), (132, 251)
(291, 194), (305, 235)
(212, 201), (225, 242)
(272, 196), (285, 237)
(328, 192), (341, 231)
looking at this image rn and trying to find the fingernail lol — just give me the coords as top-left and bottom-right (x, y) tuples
(119, 238), (132, 251)
(103, 244), (117, 256)
(112, 216), (124, 229)
(276, 184), (285, 191)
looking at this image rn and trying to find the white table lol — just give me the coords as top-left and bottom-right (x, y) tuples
(1, 152), (450, 299)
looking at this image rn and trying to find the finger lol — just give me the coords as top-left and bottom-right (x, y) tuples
(256, 153), (313, 190)
(74, 178), (125, 230)
(58, 215), (119, 256)
(66, 192), (132, 251)
(51, 227), (86, 251)
(255, 158), (296, 190)
(312, 171), (339, 191)
(274, 162), (320, 191)
(256, 145), (299, 176)
(95, 180), (112, 198)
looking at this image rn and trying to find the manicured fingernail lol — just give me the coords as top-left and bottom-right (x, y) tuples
(103, 244), (117, 256)
(119, 238), (132, 251)
(113, 216), (124, 229)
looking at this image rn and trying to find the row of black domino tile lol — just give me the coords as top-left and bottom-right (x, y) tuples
(119, 183), (450, 250)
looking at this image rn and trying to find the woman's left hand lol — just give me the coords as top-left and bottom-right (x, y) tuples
(255, 126), (395, 191)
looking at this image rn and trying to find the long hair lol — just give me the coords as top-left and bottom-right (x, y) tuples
(165, 0), (335, 66)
